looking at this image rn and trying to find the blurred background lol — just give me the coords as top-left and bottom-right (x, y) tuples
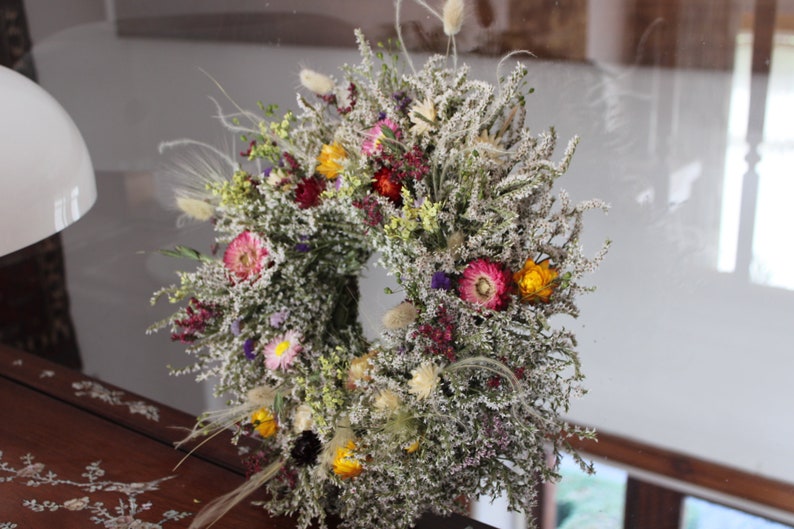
(1, 1), (793, 528)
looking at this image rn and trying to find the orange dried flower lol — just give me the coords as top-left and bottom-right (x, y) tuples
(513, 258), (558, 303)
(251, 407), (278, 438)
(316, 142), (346, 179)
(332, 441), (363, 479)
(404, 440), (421, 453)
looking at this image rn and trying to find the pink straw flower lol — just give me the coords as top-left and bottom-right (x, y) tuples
(458, 258), (512, 311)
(223, 231), (269, 281)
(362, 118), (400, 156)
(264, 330), (303, 370)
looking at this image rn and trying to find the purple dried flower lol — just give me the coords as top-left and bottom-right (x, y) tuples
(230, 319), (243, 336)
(243, 339), (256, 360)
(393, 91), (412, 113)
(295, 235), (311, 253)
(270, 310), (289, 328)
(431, 271), (452, 291)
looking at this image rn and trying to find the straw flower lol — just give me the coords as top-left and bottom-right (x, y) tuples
(404, 440), (421, 453)
(514, 258), (559, 303)
(316, 142), (347, 179)
(251, 407), (278, 438)
(372, 166), (402, 204)
(293, 403), (314, 433)
(458, 258), (512, 311)
(346, 351), (376, 390)
(408, 362), (441, 400)
(332, 441), (363, 479)
(409, 98), (436, 135)
(362, 118), (400, 156)
(223, 231), (269, 281)
(373, 389), (401, 412)
(476, 130), (504, 158)
(266, 167), (292, 189)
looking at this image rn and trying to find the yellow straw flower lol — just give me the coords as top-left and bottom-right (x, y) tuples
(251, 407), (278, 438)
(404, 440), (421, 453)
(513, 258), (559, 303)
(332, 441), (363, 479)
(316, 142), (347, 179)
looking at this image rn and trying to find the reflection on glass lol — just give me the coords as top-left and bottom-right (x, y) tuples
(719, 26), (794, 290)
(554, 456), (626, 529)
(718, 32), (751, 274)
(683, 497), (794, 529)
(752, 30), (794, 290)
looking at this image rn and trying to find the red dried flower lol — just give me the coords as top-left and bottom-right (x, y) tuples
(353, 195), (384, 227)
(171, 297), (218, 343)
(414, 305), (457, 362)
(295, 177), (326, 209)
(372, 166), (402, 204)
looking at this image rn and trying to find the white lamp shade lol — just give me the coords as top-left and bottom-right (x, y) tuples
(0, 65), (96, 256)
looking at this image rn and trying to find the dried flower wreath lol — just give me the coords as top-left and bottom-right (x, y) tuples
(151, 1), (608, 528)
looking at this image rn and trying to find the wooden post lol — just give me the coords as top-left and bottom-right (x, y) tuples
(623, 477), (683, 529)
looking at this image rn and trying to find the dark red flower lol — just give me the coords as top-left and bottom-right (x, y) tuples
(281, 152), (302, 176)
(240, 140), (257, 158)
(171, 298), (218, 344)
(353, 195), (384, 227)
(372, 166), (402, 204)
(414, 305), (457, 362)
(294, 177), (326, 209)
(380, 145), (430, 183)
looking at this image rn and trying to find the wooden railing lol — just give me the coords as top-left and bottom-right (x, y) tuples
(536, 425), (794, 529)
